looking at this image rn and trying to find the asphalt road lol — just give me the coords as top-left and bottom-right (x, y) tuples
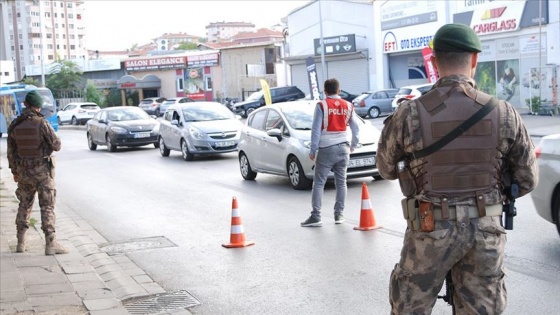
(1, 113), (558, 314)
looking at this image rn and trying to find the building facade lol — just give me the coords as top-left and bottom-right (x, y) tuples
(206, 21), (255, 43)
(0, 0), (87, 81)
(373, 0), (559, 109)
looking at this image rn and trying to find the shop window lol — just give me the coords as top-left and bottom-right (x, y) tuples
(205, 77), (213, 91)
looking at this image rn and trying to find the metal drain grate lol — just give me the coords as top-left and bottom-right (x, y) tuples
(124, 290), (201, 314)
(100, 236), (177, 255)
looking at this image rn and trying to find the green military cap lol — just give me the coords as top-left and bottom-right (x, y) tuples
(431, 23), (482, 53)
(25, 90), (43, 108)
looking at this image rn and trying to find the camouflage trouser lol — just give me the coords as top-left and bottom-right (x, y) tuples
(15, 162), (57, 236)
(389, 206), (507, 315)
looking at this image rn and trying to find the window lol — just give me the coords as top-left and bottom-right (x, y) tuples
(68, 13), (73, 18)
(10, 35), (13, 40)
(70, 34), (74, 39)
(11, 46), (14, 51)
(48, 55), (54, 60)
(67, 2), (73, 8)
(265, 110), (283, 131)
(46, 33), (52, 39)
(56, 44), (59, 49)
(61, 13), (64, 18)
(20, 45), (23, 50)
(19, 34), (22, 39)
(45, 12), (50, 18)
(69, 24), (74, 29)
(248, 110), (266, 130)
(70, 45), (75, 50)
(55, 23), (58, 28)
(63, 34), (66, 39)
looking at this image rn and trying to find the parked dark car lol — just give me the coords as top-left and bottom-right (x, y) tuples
(233, 85), (305, 118)
(86, 106), (160, 152)
(340, 90), (359, 102)
(352, 89), (399, 118)
(138, 97), (166, 117)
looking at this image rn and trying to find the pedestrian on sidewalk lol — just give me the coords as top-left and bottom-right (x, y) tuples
(301, 78), (360, 227)
(7, 90), (69, 255)
(376, 23), (538, 314)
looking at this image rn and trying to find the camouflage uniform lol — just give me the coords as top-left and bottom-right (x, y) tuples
(377, 75), (538, 314)
(7, 107), (65, 254)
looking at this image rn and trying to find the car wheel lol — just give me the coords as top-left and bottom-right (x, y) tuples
(239, 152), (257, 180)
(57, 116), (62, 125)
(368, 107), (381, 118)
(87, 133), (97, 151)
(71, 116), (78, 126)
(373, 175), (384, 181)
(159, 137), (170, 157)
(155, 109), (160, 117)
(553, 193), (560, 236)
(106, 134), (117, 152)
(181, 139), (194, 161)
(288, 156), (312, 190)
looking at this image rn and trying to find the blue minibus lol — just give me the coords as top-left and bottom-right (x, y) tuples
(0, 84), (58, 137)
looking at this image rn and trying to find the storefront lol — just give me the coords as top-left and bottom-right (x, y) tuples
(377, 1), (446, 89)
(454, 0), (556, 110)
(288, 34), (369, 96)
(118, 51), (220, 104)
(376, 0), (557, 110)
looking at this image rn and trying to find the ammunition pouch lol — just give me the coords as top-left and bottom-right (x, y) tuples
(401, 198), (420, 231)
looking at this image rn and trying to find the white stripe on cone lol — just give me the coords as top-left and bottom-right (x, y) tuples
(231, 225), (245, 234)
(361, 199), (372, 209)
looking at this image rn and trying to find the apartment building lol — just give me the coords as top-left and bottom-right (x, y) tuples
(0, 0), (87, 81)
(206, 21), (255, 43)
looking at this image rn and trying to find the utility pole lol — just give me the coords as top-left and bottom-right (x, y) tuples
(318, 0), (326, 83)
(35, 0), (46, 87)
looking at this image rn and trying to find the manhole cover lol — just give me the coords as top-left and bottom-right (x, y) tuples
(124, 290), (201, 314)
(100, 236), (177, 255)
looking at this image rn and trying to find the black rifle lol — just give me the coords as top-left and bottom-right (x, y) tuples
(438, 271), (455, 314)
(501, 159), (519, 230)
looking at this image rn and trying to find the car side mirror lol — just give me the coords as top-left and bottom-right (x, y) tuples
(267, 128), (283, 142)
(99, 119), (107, 124)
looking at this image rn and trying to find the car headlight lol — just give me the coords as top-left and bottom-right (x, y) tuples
(110, 126), (128, 134)
(189, 126), (205, 139)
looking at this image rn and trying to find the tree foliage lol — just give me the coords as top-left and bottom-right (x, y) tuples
(45, 59), (83, 99)
(105, 89), (123, 107)
(176, 42), (198, 50)
(84, 82), (104, 106)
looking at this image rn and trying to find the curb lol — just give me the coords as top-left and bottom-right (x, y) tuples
(0, 157), (192, 315)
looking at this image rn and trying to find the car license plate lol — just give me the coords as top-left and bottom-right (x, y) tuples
(348, 157), (375, 168)
(134, 132), (151, 138)
(215, 140), (235, 147)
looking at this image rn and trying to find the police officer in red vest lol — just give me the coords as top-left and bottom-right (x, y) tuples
(301, 78), (360, 227)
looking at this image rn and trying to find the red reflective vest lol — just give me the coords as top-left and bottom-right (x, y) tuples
(320, 98), (352, 132)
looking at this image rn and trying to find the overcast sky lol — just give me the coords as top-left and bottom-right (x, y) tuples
(82, 0), (310, 51)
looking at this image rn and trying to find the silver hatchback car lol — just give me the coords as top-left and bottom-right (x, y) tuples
(158, 102), (244, 161)
(238, 100), (382, 190)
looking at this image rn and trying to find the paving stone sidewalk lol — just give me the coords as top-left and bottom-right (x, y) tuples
(0, 163), (191, 315)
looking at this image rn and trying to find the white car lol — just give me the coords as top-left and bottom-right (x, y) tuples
(531, 133), (560, 236)
(57, 102), (100, 125)
(391, 83), (434, 110)
(237, 100), (382, 190)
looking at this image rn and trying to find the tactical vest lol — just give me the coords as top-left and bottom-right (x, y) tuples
(14, 116), (43, 158)
(415, 83), (500, 201)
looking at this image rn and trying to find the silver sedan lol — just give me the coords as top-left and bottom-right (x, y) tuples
(158, 102), (244, 161)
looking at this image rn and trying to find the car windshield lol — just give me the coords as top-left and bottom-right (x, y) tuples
(246, 91), (263, 101)
(106, 108), (150, 121)
(282, 106), (314, 130)
(182, 105), (235, 122)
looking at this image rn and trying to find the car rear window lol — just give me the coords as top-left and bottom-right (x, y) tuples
(397, 88), (412, 95)
(140, 100), (153, 104)
(81, 105), (99, 110)
(387, 90), (398, 98)
(354, 93), (370, 101)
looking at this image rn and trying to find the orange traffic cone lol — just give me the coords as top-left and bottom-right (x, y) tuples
(222, 197), (255, 248)
(354, 182), (382, 231)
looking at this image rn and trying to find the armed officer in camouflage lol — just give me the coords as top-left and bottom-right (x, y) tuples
(7, 90), (68, 255)
(377, 24), (538, 314)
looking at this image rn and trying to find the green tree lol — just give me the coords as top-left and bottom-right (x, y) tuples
(84, 82), (103, 106)
(45, 59), (83, 99)
(105, 89), (122, 107)
(22, 76), (42, 87)
(176, 42), (198, 50)
(130, 43), (139, 51)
